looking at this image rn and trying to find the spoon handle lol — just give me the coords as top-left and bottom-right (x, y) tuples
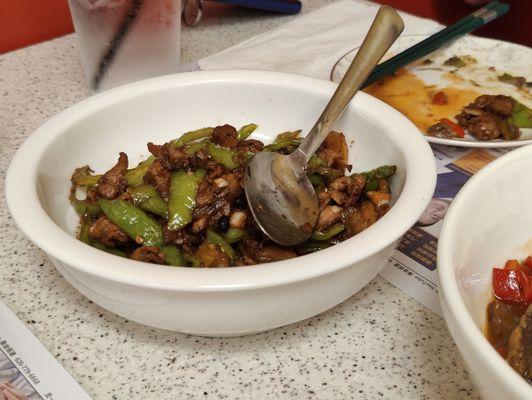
(293, 6), (404, 164)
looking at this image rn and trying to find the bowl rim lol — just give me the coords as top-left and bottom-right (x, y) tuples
(438, 143), (532, 397)
(6, 70), (436, 292)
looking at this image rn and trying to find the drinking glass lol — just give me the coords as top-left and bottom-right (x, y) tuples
(68, 0), (181, 92)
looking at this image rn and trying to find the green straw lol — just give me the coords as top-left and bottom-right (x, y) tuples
(361, 1), (509, 88)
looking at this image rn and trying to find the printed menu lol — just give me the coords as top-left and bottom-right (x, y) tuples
(380, 145), (510, 314)
(0, 302), (91, 400)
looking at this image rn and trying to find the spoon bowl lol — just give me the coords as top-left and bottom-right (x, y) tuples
(245, 151), (318, 246)
(244, 6), (405, 245)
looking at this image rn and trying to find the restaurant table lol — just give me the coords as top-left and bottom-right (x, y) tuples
(0, 1), (480, 398)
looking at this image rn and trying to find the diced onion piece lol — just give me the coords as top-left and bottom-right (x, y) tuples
(214, 178), (228, 188)
(366, 191), (391, 208)
(229, 211), (247, 229)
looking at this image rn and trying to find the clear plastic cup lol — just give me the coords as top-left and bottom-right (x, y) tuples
(68, 0), (181, 92)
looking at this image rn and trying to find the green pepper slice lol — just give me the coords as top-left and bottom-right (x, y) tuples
(102, 247), (128, 257)
(311, 224), (345, 241)
(167, 169), (206, 230)
(183, 253), (201, 267)
(206, 229), (236, 260)
(359, 165), (397, 181)
(308, 174), (325, 187)
(206, 142), (240, 170)
(237, 123), (258, 141)
(98, 198), (164, 247)
(184, 142), (206, 156)
(357, 164), (397, 193)
(298, 241), (331, 255)
(69, 191), (102, 217)
(512, 101), (532, 128)
(161, 246), (186, 266)
(363, 179), (379, 193)
(71, 166), (101, 186)
(264, 139), (303, 152)
(307, 155), (326, 170)
(223, 228), (247, 244)
(79, 217), (92, 244)
(72, 157), (155, 188)
(127, 185), (167, 218)
(272, 130), (301, 143)
(173, 127), (214, 147)
(125, 156), (155, 187)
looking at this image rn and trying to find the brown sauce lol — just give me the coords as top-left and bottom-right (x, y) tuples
(363, 70), (481, 133)
(486, 298), (528, 358)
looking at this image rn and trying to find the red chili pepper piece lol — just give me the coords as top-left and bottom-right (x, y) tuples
(492, 268), (525, 303)
(504, 259), (521, 271)
(432, 91), (448, 105)
(439, 118), (465, 138)
(523, 272), (532, 304)
(520, 258), (532, 275)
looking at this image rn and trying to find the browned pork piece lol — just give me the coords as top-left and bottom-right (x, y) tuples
(144, 159), (171, 198)
(89, 216), (130, 247)
(96, 152), (128, 199)
(237, 139), (264, 154)
(427, 122), (454, 138)
(454, 94), (520, 141)
(343, 201), (378, 238)
(130, 246), (166, 264)
(316, 131), (350, 171)
(193, 171), (243, 225)
(473, 94), (515, 117)
(196, 240), (230, 267)
(507, 305), (532, 384)
(316, 175), (365, 212)
(147, 142), (209, 171)
(237, 239), (296, 265)
(212, 124), (239, 148)
(316, 205), (343, 232)
(253, 246), (297, 263)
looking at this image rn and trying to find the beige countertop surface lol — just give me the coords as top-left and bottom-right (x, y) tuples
(0, 1), (479, 398)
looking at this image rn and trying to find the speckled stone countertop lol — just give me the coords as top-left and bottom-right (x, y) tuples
(0, 1), (479, 399)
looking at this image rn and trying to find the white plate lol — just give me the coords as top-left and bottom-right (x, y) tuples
(331, 35), (532, 148)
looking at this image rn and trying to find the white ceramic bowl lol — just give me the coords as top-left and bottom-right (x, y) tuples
(438, 144), (532, 399)
(6, 70), (435, 336)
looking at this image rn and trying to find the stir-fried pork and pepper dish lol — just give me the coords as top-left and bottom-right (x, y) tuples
(486, 256), (532, 384)
(70, 124), (396, 267)
(428, 94), (532, 141)
(364, 52), (532, 142)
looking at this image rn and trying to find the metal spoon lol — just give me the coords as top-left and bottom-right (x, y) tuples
(244, 6), (404, 246)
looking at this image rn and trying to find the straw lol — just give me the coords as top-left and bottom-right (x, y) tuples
(361, 1), (509, 88)
(91, 0), (144, 91)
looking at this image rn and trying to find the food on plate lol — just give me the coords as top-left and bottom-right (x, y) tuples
(429, 94), (531, 140)
(362, 50), (532, 141)
(70, 124), (396, 267)
(486, 256), (532, 384)
(442, 55), (477, 68)
(364, 69), (480, 134)
(497, 73), (528, 90)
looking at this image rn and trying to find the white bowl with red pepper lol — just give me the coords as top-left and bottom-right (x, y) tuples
(438, 144), (532, 399)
